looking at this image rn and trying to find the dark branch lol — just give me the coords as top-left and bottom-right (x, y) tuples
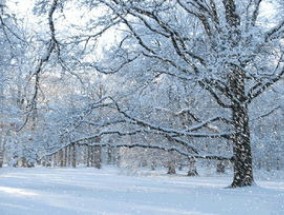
(251, 0), (262, 27)
(199, 80), (232, 108)
(109, 98), (233, 139)
(247, 68), (284, 103)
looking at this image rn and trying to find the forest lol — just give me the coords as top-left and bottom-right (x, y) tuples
(0, 0), (283, 190)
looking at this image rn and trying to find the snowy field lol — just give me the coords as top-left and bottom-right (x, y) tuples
(0, 167), (283, 215)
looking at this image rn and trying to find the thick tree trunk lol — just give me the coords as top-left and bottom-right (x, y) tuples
(229, 69), (254, 187)
(231, 103), (254, 187)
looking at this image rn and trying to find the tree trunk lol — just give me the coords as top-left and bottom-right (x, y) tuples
(63, 147), (67, 167)
(0, 150), (3, 168)
(167, 151), (176, 174)
(107, 144), (113, 165)
(229, 69), (254, 187)
(59, 149), (64, 167)
(187, 157), (198, 176)
(167, 160), (176, 175)
(67, 145), (71, 167)
(71, 144), (76, 168)
(87, 145), (93, 167)
(94, 146), (102, 169)
(216, 161), (226, 174)
(231, 103), (254, 187)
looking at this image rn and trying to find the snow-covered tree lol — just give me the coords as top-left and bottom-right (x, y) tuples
(1, 0), (283, 190)
(69, 0), (284, 187)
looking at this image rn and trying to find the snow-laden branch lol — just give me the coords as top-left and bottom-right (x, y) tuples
(109, 97), (233, 139)
(58, 97), (113, 138)
(198, 80), (232, 108)
(250, 0), (263, 27)
(265, 19), (284, 41)
(42, 141), (232, 162)
(69, 127), (200, 154)
(251, 106), (281, 121)
(182, 116), (231, 133)
(247, 67), (284, 104)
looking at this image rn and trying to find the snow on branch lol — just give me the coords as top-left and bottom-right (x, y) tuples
(109, 97), (233, 139)
(265, 19), (284, 41)
(247, 67), (284, 103)
(175, 108), (232, 128)
(198, 80), (233, 109)
(43, 141), (231, 162)
(252, 106), (281, 121)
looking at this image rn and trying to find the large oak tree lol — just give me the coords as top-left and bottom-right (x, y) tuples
(78, 0), (284, 187)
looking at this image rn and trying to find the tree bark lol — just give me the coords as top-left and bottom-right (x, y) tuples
(229, 69), (254, 187)
(216, 161), (225, 173)
(94, 145), (102, 169)
(59, 149), (64, 167)
(87, 145), (92, 167)
(71, 143), (76, 168)
(187, 157), (198, 176)
(0, 150), (3, 168)
(167, 151), (176, 175)
(107, 144), (113, 165)
(63, 147), (67, 167)
(167, 160), (176, 175)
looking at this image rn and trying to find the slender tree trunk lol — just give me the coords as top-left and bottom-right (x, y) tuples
(94, 146), (102, 169)
(167, 151), (176, 174)
(71, 143), (76, 168)
(167, 160), (176, 175)
(107, 144), (113, 165)
(0, 150), (3, 168)
(187, 157), (198, 176)
(59, 149), (64, 167)
(87, 145), (93, 167)
(230, 69), (254, 187)
(216, 161), (225, 173)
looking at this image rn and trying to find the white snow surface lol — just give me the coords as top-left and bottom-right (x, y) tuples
(0, 167), (283, 215)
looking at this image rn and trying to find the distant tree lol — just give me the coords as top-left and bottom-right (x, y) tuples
(0, 1), (28, 166)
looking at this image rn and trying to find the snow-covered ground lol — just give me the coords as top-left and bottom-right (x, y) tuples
(0, 167), (283, 215)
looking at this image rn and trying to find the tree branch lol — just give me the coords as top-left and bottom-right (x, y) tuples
(43, 142), (231, 162)
(247, 67), (284, 103)
(198, 80), (232, 108)
(110, 97), (233, 139)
